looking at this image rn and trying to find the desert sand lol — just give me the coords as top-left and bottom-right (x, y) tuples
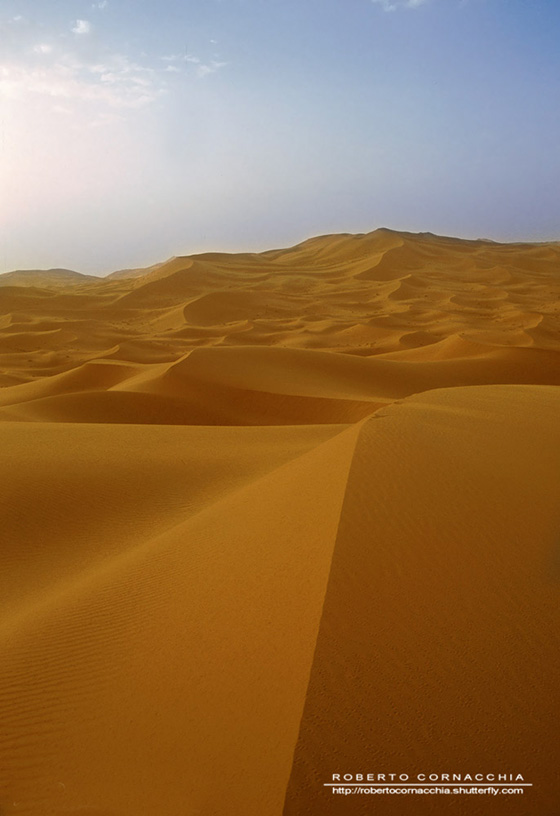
(0, 228), (559, 815)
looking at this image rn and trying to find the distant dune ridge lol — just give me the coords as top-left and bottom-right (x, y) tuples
(0, 228), (559, 815)
(0, 268), (97, 287)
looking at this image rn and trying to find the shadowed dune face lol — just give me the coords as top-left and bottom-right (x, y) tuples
(0, 229), (559, 815)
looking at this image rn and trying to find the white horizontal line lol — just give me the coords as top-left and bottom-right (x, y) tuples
(323, 783), (533, 787)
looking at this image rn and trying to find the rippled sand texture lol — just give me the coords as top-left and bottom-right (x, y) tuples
(1, 229), (559, 815)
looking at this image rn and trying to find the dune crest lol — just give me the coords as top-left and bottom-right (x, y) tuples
(0, 229), (559, 814)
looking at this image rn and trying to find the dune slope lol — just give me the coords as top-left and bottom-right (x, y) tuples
(284, 385), (560, 816)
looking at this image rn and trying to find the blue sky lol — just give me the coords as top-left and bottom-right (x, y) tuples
(1, 0), (559, 274)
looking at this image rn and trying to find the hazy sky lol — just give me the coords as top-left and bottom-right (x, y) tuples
(1, 0), (559, 274)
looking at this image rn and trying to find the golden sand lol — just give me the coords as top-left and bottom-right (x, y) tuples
(0, 229), (559, 815)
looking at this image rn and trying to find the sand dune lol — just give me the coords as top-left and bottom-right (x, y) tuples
(0, 229), (559, 815)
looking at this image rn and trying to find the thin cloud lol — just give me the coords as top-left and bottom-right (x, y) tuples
(72, 20), (92, 35)
(196, 60), (227, 78)
(1, 14), (227, 123)
(1, 17), (165, 112)
(1, 52), (165, 109)
(161, 53), (201, 65)
(33, 44), (53, 55)
(92, 1), (109, 8)
(370, 0), (429, 10)
(159, 51), (227, 78)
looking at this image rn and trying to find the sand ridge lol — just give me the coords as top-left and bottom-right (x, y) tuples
(0, 228), (559, 815)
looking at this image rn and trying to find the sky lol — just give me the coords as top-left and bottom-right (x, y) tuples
(1, 0), (559, 275)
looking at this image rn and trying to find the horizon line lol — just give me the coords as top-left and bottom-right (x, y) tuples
(2, 225), (559, 279)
